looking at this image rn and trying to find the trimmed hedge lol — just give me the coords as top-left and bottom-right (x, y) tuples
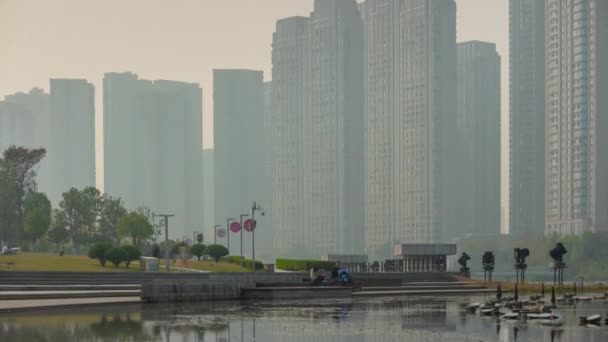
(276, 258), (334, 272)
(220, 256), (264, 270)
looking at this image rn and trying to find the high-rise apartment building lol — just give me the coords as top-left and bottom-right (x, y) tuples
(104, 72), (203, 239)
(49, 79), (96, 203)
(545, 0), (608, 235)
(361, 0), (457, 256)
(455, 41), (501, 238)
(509, 0), (546, 237)
(213, 70), (266, 256)
(271, 0), (364, 258)
(0, 88), (52, 198)
(271, 17), (308, 257)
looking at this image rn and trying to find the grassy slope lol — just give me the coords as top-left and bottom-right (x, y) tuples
(0, 253), (249, 272)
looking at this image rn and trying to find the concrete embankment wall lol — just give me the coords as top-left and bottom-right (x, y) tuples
(0, 271), (307, 286)
(0, 271), (463, 302)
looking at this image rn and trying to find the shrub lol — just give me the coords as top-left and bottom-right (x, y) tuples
(275, 258), (334, 272)
(172, 242), (190, 258)
(104, 247), (128, 268)
(191, 244), (206, 260)
(121, 245), (142, 268)
(88, 242), (113, 267)
(220, 256), (264, 270)
(205, 244), (229, 262)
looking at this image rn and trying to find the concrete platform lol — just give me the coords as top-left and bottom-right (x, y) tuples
(0, 297), (141, 313)
(0, 290), (140, 300)
(242, 287), (353, 300)
(358, 285), (489, 291)
(0, 284), (140, 291)
(354, 288), (498, 297)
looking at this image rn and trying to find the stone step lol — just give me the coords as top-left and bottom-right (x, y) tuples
(359, 285), (489, 291)
(0, 290), (141, 300)
(0, 284), (140, 291)
(355, 288), (497, 297)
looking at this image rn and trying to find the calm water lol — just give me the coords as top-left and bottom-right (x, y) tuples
(2, 295), (608, 341)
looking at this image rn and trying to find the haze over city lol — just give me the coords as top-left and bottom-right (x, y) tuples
(0, 0), (510, 213)
(1, 0), (606, 263)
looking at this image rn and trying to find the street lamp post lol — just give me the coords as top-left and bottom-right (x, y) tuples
(156, 214), (175, 272)
(214, 225), (221, 244)
(250, 202), (264, 272)
(192, 231), (201, 244)
(227, 217), (234, 254)
(239, 214), (249, 259)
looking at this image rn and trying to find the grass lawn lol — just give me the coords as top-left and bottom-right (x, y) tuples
(0, 253), (139, 272)
(0, 253), (251, 273)
(174, 259), (251, 273)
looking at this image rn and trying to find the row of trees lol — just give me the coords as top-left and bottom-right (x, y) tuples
(0, 146), (160, 254)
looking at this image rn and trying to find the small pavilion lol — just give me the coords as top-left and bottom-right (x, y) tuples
(394, 244), (457, 272)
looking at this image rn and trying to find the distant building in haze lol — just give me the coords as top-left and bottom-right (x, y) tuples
(103, 72), (203, 239)
(509, 0), (546, 237)
(0, 88), (52, 199)
(361, 0), (457, 257)
(544, 0), (608, 236)
(271, 0), (364, 258)
(48, 79), (96, 204)
(454, 41), (501, 239)
(202, 149), (214, 244)
(213, 69), (266, 256)
(260, 81), (274, 260)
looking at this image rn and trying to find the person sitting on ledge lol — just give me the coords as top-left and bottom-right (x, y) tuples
(310, 267), (326, 286)
(338, 267), (352, 286)
(331, 261), (341, 283)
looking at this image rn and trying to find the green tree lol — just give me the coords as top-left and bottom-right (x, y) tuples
(191, 244), (206, 261)
(88, 242), (113, 267)
(104, 247), (128, 268)
(0, 146), (46, 244)
(47, 210), (69, 250)
(136, 206), (162, 241)
(80, 187), (102, 243)
(59, 188), (87, 253)
(22, 192), (52, 245)
(205, 244), (229, 262)
(58, 187), (102, 252)
(98, 194), (127, 245)
(121, 245), (142, 268)
(118, 212), (154, 246)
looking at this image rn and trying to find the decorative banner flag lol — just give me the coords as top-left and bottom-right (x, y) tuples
(243, 219), (256, 232)
(230, 221), (241, 233)
(217, 228), (226, 238)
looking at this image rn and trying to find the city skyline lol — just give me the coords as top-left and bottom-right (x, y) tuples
(0, 0), (510, 228)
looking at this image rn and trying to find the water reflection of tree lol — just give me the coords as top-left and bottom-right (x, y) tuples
(88, 313), (151, 341)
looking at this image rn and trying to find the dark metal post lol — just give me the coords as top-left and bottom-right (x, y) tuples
(156, 214), (175, 272)
(240, 214), (248, 259)
(551, 286), (556, 305)
(227, 218), (233, 254)
(250, 202), (263, 272)
(214, 224), (221, 244)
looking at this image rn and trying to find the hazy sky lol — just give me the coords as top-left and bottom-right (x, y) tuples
(0, 0), (510, 229)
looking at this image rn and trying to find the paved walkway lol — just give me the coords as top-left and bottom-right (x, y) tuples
(0, 296), (141, 313)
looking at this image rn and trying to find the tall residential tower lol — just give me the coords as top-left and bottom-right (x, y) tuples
(213, 70), (267, 256)
(271, 0), (364, 258)
(49, 79), (96, 203)
(104, 72), (203, 239)
(544, 0), (608, 235)
(455, 41), (501, 238)
(509, 0), (546, 237)
(361, 0), (457, 257)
